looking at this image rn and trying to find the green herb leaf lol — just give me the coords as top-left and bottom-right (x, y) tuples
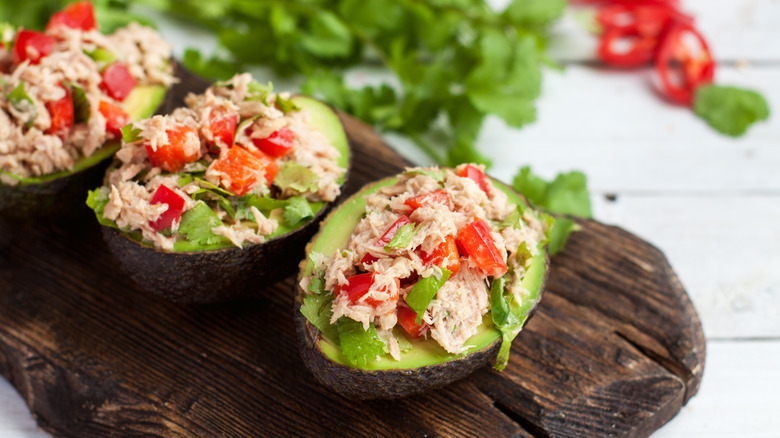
(68, 83), (90, 124)
(405, 267), (452, 324)
(182, 49), (239, 82)
(384, 223), (417, 252)
(301, 293), (339, 344)
(512, 166), (591, 255)
(177, 202), (232, 247)
(247, 80), (273, 103)
(7, 81), (36, 128)
(120, 123), (142, 144)
(337, 317), (386, 367)
(282, 195), (314, 227)
(275, 94), (300, 113)
(694, 85), (770, 137)
(274, 161), (319, 193)
(300, 12), (353, 58)
(86, 188), (118, 228)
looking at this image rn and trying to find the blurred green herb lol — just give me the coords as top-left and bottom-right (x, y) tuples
(135, 0), (566, 168)
(694, 85), (770, 137)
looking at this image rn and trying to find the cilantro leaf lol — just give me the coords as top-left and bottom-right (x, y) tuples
(694, 85), (770, 137)
(67, 83), (90, 124)
(337, 317), (386, 367)
(282, 196), (314, 227)
(512, 166), (591, 255)
(300, 293), (339, 344)
(6, 81), (37, 128)
(274, 161), (319, 193)
(275, 94), (300, 113)
(403, 168), (444, 182)
(120, 123), (142, 144)
(177, 202), (232, 247)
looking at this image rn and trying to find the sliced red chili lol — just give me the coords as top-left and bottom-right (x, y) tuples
(456, 219), (507, 277)
(46, 1), (97, 32)
(100, 62), (137, 101)
(334, 273), (400, 308)
(13, 30), (55, 65)
(44, 87), (73, 138)
(397, 302), (427, 338)
(361, 215), (413, 266)
(252, 127), (295, 158)
(598, 26), (658, 68)
(98, 100), (129, 137)
(457, 164), (490, 193)
(655, 22), (715, 105)
(148, 184), (186, 232)
(421, 235), (460, 277)
(404, 189), (452, 212)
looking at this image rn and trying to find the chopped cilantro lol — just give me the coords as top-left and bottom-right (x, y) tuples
(337, 317), (386, 367)
(275, 94), (300, 113)
(177, 202), (232, 247)
(282, 196), (314, 227)
(120, 123), (142, 143)
(405, 268), (452, 324)
(694, 85), (770, 137)
(300, 293), (339, 344)
(274, 161), (319, 193)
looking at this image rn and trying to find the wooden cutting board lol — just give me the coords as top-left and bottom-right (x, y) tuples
(0, 68), (704, 438)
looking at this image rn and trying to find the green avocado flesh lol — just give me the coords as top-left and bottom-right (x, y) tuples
(99, 95), (349, 252)
(2, 85), (166, 187)
(302, 177), (547, 371)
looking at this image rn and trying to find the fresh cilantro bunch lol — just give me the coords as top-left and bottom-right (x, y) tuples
(156, 0), (567, 167)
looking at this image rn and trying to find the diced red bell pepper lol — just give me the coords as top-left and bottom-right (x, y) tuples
(204, 107), (238, 153)
(655, 22), (715, 105)
(46, 1), (97, 32)
(13, 30), (55, 65)
(209, 146), (278, 196)
(360, 215), (413, 266)
(98, 100), (129, 137)
(144, 124), (201, 173)
(251, 127), (295, 158)
(457, 164), (490, 193)
(397, 302), (427, 338)
(100, 62), (137, 101)
(404, 189), (452, 212)
(334, 273), (400, 308)
(148, 184), (186, 232)
(456, 219), (507, 277)
(44, 87), (73, 138)
(421, 235), (460, 276)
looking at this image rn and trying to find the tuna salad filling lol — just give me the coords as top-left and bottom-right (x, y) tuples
(88, 73), (346, 251)
(0, 2), (174, 186)
(300, 165), (551, 369)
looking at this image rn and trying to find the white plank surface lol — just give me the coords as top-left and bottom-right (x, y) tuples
(2, 0), (779, 436)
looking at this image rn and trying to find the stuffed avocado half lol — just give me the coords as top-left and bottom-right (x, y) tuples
(295, 165), (550, 399)
(0, 2), (173, 219)
(88, 74), (350, 304)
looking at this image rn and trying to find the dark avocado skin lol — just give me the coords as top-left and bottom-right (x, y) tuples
(0, 158), (111, 222)
(102, 198), (343, 305)
(292, 175), (550, 400)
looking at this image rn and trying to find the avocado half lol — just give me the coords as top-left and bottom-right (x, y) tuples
(0, 85), (169, 221)
(102, 96), (351, 304)
(294, 176), (549, 399)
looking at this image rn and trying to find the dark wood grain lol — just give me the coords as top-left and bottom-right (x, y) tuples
(0, 67), (705, 438)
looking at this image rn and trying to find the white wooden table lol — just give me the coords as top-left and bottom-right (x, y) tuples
(2, 1), (778, 436)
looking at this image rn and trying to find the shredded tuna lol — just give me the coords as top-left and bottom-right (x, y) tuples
(96, 74), (344, 250)
(0, 21), (174, 185)
(306, 165), (548, 358)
